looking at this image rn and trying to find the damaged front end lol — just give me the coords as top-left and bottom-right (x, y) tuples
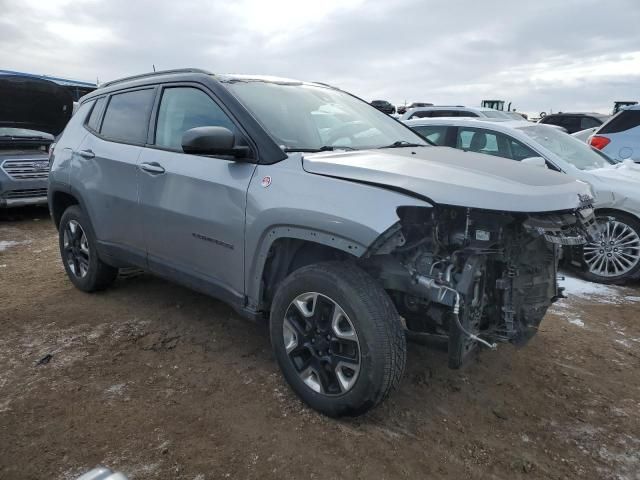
(364, 199), (597, 368)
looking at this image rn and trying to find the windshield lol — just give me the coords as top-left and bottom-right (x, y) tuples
(222, 80), (427, 151)
(482, 110), (511, 119)
(0, 127), (52, 139)
(518, 124), (616, 170)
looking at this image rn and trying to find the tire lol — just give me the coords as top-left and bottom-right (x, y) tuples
(579, 212), (640, 285)
(58, 205), (118, 292)
(269, 261), (406, 417)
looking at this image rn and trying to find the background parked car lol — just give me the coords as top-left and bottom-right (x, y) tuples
(396, 102), (432, 115)
(405, 117), (640, 285)
(400, 105), (512, 121)
(572, 127), (598, 143)
(0, 73), (72, 208)
(370, 100), (396, 115)
(589, 105), (640, 163)
(538, 112), (609, 134)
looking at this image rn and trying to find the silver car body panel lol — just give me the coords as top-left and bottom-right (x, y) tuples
(244, 153), (432, 307)
(301, 146), (592, 212)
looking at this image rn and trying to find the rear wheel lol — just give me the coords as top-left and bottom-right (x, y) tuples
(581, 212), (640, 285)
(59, 205), (118, 292)
(270, 262), (406, 417)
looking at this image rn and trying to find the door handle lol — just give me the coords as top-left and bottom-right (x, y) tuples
(139, 162), (166, 174)
(76, 149), (95, 159)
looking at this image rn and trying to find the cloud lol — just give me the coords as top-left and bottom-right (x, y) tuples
(1, 0), (639, 115)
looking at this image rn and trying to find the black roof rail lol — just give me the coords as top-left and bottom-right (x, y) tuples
(99, 68), (212, 88)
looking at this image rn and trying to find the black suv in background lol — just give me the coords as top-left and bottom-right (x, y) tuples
(538, 112), (609, 134)
(370, 100), (395, 115)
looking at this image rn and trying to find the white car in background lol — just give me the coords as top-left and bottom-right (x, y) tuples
(400, 105), (513, 121)
(405, 117), (640, 284)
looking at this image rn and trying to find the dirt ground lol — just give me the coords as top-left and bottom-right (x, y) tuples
(1, 208), (639, 480)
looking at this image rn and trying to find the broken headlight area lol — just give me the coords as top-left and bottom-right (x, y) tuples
(365, 205), (577, 369)
(523, 203), (599, 246)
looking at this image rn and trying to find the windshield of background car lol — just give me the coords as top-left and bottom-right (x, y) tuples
(0, 127), (53, 139)
(519, 125), (616, 170)
(223, 80), (427, 150)
(482, 110), (511, 119)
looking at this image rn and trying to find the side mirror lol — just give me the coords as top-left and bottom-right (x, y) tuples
(182, 126), (251, 159)
(522, 156), (547, 169)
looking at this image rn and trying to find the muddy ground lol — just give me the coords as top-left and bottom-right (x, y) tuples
(1, 208), (639, 480)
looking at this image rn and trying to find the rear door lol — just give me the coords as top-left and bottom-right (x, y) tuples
(72, 87), (156, 261)
(137, 84), (257, 300)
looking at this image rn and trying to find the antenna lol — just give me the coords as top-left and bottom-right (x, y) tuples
(152, 64), (156, 72)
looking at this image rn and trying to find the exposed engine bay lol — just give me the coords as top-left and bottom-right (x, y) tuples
(365, 203), (598, 368)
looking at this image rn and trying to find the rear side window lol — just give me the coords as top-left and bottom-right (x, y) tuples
(412, 125), (448, 145)
(86, 97), (106, 131)
(599, 110), (640, 134)
(154, 87), (237, 150)
(455, 111), (479, 118)
(100, 89), (155, 144)
(580, 116), (602, 130)
(409, 111), (433, 119)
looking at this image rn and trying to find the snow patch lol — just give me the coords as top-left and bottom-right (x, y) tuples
(0, 240), (30, 252)
(558, 274), (640, 304)
(568, 318), (585, 327)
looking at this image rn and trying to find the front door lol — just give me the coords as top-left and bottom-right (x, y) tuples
(137, 85), (257, 301)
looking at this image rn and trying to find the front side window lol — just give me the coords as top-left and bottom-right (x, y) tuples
(412, 125), (448, 146)
(100, 89), (155, 144)
(222, 80), (426, 151)
(457, 127), (534, 160)
(155, 87), (237, 150)
(457, 128), (499, 155)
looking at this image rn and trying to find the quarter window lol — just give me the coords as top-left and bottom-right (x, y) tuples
(86, 97), (106, 131)
(100, 89), (155, 144)
(155, 87), (237, 150)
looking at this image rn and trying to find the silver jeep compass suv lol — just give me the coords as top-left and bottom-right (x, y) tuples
(49, 69), (597, 417)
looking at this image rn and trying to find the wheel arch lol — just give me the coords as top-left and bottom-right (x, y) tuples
(50, 190), (80, 229)
(594, 207), (640, 222)
(248, 227), (366, 312)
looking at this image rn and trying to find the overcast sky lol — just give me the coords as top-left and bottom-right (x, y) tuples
(2, 0), (639, 115)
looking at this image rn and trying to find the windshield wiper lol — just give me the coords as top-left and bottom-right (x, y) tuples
(283, 145), (356, 153)
(378, 140), (429, 149)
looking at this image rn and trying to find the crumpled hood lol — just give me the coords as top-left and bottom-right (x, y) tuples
(0, 74), (73, 136)
(302, 147), (593, 212)
(588, 160), (640, 186)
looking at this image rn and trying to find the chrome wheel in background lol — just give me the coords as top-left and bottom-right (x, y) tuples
(583, 219), (640, 278)
(283, 292), (361, 395)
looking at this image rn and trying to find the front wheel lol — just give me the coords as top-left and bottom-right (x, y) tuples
(59, 205), (118, 292)
(580, 212), (640, 285)
(270, 262), (406, 417)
